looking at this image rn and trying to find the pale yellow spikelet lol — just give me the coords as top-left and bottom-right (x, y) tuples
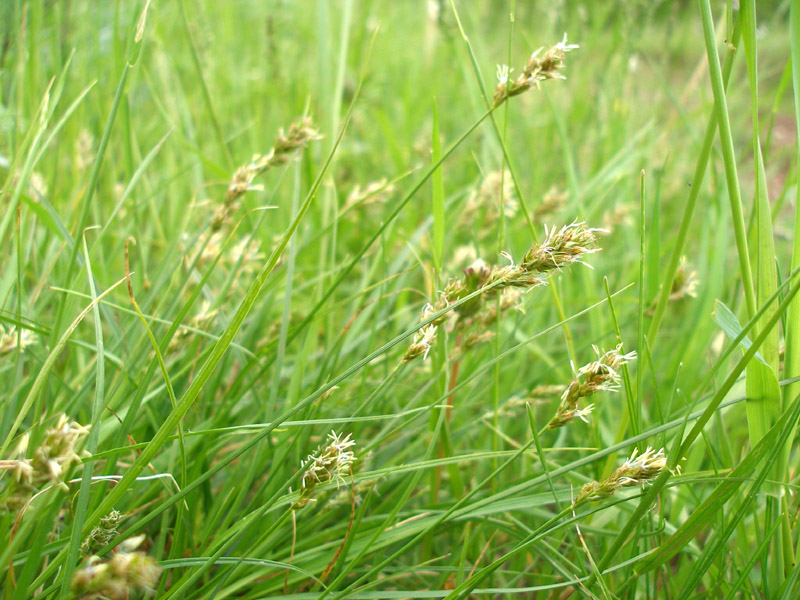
(576, 447), (666, 504)
(492, 34), (579, 108)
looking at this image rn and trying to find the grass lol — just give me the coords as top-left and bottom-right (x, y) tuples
(0, 0), (799, 597)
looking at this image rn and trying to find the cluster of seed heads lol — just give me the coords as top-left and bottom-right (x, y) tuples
(294, 431), (357, 509)
(212, 117), (321, 230)
(71, 535), (162, 600)
(404, 222), (601, 362)
(548, 344), (636, 429)
(0, 414), (88, 511)
(575, 447), (667, 504)
(492, 34), (579, 109)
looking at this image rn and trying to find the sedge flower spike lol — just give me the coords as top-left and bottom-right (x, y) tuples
(81, 510), (124, 557)
(404, 304), (439, 362)
(575, 447), (667, 504)
(212, 116), (321, 230)
(0, 414), (89, 511)
(71, 535), (162, 600)
(492, 34), (579, 108)
(523, 222), (603, 273)
(0, 325), (37, 355)
(294, 431), (357, 508)
(548, 344), (636, 428)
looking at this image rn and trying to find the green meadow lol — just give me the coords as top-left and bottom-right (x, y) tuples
(1, 0), (799, 597)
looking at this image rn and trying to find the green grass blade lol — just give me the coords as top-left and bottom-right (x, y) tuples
(57, 232), (106, 597)
(713, 299), (768, 365)
(431, 97), (445, 273)
(785, 0), (800, 509)
(646, 14), (740, 343)
(177, 0), (233, 169)
(742, 0), (781, 448)
(50, 64), (131, 343)
(698, 0), (756, 318)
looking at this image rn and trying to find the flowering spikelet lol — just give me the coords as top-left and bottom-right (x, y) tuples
(548, 344), (636, 428)
(404, 304), (438, 362)
(481, 222), (601, 292)
(344, 178), (396, 214)
(212, 117), (321, 230)
(0, 325), (37, 355)
(492, 34), (579, 108)
(575, 447), (667, 503)
(450, 289), (524, 356)
(459, 330), (495, 354)
(522, 222), (602, 273)
(294, 431), (356, 509)
(71, 535), (162, 600)
(0, 414), (89, 511)
(435, 276), (473, 320)
(483, 256), (547, 292)
(81, 510), (124, 556)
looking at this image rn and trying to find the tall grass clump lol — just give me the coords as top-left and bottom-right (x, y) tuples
(0, 0), (799, 598)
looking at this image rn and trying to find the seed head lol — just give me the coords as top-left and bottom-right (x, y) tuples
(71, 535), (162, 599)
(404, 304), (439, 362)
(548, 344), (636, 429)
(0, 325), (37, 356)
(212, 117), (321, 230)
(575, 447), (667, 504)
(484, 261), (547, 292)
(576, 344), (637, 391)
(492, 34), (579, 108)
(476, 288), (523, 329)
(294, 431), (357, 509)
(344, 178), (396, 214)
(522, 222), (602, 273)
(403, 323), (438, 362)
(1, 414), (89, 511)
(405, 221), (600, 363)
(81, 510), (124, 557)
(548, 404), (595, 429)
